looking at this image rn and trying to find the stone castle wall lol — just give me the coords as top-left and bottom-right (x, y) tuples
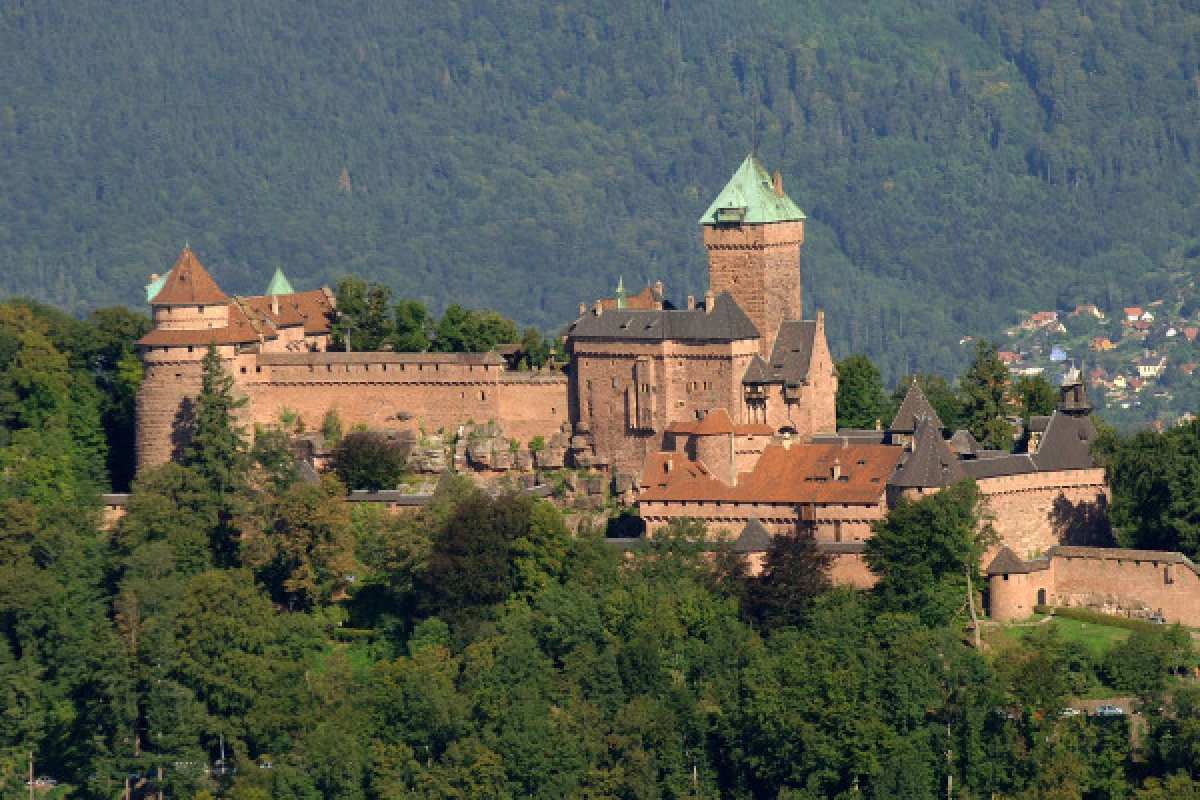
(990, 551), (1200, 626)
(975, 468), (1111, 559)
(569, 338), (761, 474)
(704, 220), (804, 357)
(138, 349), (568, 471)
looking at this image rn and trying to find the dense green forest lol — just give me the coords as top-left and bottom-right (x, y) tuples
(4, 334), (1200, 799)
(2, 0), (1199, 380)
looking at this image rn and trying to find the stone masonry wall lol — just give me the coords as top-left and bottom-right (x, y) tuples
(990, 552), (1200, 626)
(136, 345), (236, 470)
(703, 221), (804, 357)
(241, 358), (567, 445)
(976, 468), (1111, 559)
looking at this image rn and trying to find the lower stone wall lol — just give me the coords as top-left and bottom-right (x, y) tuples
(241, 375), (568, 446)
(976, 469), (1111, 558)
(989, 550), (1200, 626)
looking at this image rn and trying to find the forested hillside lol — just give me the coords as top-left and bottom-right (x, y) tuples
(1, 0), (1198, 379)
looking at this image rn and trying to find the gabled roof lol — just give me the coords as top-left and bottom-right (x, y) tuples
(961, 453), (1037, 479)
(742, 355), (773, 385)
(566, 291), (759, 343)
(151, 248), (229, 306)
(766, 320), (819, 385)
(889, 415), (965, 488)
(699, 155), (806, 226)
(639, 442), (902, 505)
(948, 429), (980, 456)
(693, 408), (735, 435)
(889, 381), (943, 434)
(241, 289), (335, 335)
(265, 268), (295, 296)
(731, 518), (772, 553)
(1031, 411), (1097, 472)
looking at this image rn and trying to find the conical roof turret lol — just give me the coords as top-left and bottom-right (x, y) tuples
(265, 268), (295, 296)
(150, 247), (228, 306)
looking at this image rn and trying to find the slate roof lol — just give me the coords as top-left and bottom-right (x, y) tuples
(986, 547), (1050, 575)
(948, 429), (981, 456)
(814, 430), (888, 445)
(566, 291), (759, 343)
(151, 248), (229, 306)
(742, 355), (773, 385)
(699, 155), (807, 226)
(1031, 411), (1097, 472)
(766, 320), (819, 385)
(889, 415), (966, 488)
(961, 453), (1038, 479)
(1028, 416), (1052, 433)
(731, 518), (773, 552)
(889, 381), (943, 434)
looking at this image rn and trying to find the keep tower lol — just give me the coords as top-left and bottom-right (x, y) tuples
(700, 156), (806, 357)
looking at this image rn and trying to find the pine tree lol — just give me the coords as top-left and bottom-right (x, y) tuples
(835, 354), (886, 429)
(959, 340), (1017, 450)
(185, 345), (248, 564)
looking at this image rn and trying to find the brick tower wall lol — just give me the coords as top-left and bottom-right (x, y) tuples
(136, 344), (236, 470)
(704, 220), (804, 356)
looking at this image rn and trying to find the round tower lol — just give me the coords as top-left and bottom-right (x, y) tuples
(136, 248), (233, 470)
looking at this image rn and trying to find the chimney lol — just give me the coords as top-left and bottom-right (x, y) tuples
(149, 273), (160, 283)
(831, 458), (841, 481)
(654, 280), (664, 296)
(593, 300), (603, 316)
(687, 295), (695, 310)
(705, 289), (715, 313)
(773, 170), (783, 198)
(579, 302), (587, 316)
(816, 309), (825, 332)
(271, 295), (280, 316)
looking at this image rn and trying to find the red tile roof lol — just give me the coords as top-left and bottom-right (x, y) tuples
(241, 289), (335, 335)
(138, 302), (263, 347)
(151, 248), (229, 306)
(639, 442), (903, 505)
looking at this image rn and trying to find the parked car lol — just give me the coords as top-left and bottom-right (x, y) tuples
(1060, 707), (1082, 717)
(1148, 615), (1167, 624)
(1095, 705), (1125, 717)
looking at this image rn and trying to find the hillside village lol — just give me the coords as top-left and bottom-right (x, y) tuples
(1001, 279), (1200, 428)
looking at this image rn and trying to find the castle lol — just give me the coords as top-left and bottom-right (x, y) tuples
(134, 154), (1200, 626)
(136, 155), (836, 477)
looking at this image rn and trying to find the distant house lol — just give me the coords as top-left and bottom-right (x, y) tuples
(1013, 365), (1045, 377)
(1181, 363), (1198, 377)
(1124, 307), (1144, 322)
(1071, 305), (1106, 321)
(1130, 319), (1152, 333)
(1166, 327), (1178, 338)
(1089, 336), (1115, 351)
(997, 350), (1022, 366)
(1021, 311), (1063, 332)
(1183, 327), (1199, 342)
(1089, 368), (1110, 384)
(1049, 346), (1068, 362)
(1135, 355), (1167, 379)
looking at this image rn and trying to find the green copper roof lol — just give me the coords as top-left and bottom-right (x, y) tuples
(145, 271), (169, 303)
(265, 268), (295, 296)
(699, 155), (806, 226)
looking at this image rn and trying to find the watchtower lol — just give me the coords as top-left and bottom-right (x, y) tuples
(700, 156), (806, 357)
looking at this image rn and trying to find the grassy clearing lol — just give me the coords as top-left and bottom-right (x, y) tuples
(993, 615), (1132, 657)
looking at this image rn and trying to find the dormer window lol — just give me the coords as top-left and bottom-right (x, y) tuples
(716, 207), (746, 223)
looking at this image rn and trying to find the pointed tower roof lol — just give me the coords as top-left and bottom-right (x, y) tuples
(889, 381), (943, 434)
(890, 415), (966, 489)
(699, 155), (806, 226)
(265, 268), (295, 296)
(151, 248), (229, 306)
